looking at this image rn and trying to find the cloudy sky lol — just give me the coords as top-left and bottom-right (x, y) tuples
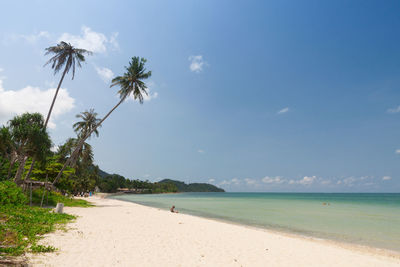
(1, 0), (399, 192)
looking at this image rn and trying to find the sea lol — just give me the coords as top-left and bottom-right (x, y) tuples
(110, 192), (400, 252)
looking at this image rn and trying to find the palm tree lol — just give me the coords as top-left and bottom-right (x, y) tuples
(24, 42), (92, 181)
(73, 109), (101, 139)
(43, 41), (92, 128)
(52, 57), (152, 185)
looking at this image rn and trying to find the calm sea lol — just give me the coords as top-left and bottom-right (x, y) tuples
(111, 192), (400, 252)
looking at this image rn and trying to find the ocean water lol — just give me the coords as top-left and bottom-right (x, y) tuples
(111, 192), (400, 252)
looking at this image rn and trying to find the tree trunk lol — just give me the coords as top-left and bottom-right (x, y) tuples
(7, 158), (16, 179)
(29, 181), (32, 206)
(24, 67), (69, 182)
(40, 175), (48, 207)
(52, 96), (126, 185)
(44, 67), (69, 128)
(13, 155), (27, 184)
(24, 158), (35, 181)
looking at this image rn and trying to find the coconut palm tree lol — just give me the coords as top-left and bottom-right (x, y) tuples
(24, 42), (92, 181)
(43, 41), (92, 128)
(73, 109), (101, 139)
(52, 57), (152, 185)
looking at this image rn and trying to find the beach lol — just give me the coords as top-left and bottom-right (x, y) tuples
(26, 196), (400, 267)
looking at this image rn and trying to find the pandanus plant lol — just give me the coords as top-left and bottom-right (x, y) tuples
(52, 57), (152, 185)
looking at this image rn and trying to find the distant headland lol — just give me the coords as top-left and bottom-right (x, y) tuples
(97, 169), (224, 193)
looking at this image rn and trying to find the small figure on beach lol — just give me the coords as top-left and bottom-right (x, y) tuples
(170, 205), (179, 213)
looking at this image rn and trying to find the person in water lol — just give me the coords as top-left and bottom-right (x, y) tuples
(170, 205), (179, 213)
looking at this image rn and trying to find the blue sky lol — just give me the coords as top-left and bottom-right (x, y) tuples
(0, 0), (399, 192)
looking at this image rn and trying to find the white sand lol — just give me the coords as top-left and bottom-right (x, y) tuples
(27, 196), (400, 267)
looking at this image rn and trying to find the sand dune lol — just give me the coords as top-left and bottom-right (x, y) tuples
(27, 196), (400, 267)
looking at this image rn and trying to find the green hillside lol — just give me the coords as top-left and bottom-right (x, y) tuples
(158, 179), (225, 192)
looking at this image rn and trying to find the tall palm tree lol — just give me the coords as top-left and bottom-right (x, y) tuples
(52, 57), (152, 185)
(43, 41), (92, 128)
(24, 42), (92, 181)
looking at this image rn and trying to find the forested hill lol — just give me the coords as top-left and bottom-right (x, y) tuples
(158, 179), (225, 192)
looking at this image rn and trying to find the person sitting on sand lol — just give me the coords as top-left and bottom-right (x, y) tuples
(170, 205), (179, 213)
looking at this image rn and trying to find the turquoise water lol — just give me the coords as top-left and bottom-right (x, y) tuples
(111, 193), (400, 252)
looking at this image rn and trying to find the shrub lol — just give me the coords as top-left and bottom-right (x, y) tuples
(0, 181), (27, 206)
(30, 244), (56, 253)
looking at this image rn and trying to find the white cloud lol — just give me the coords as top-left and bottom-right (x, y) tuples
(244, 178), (257, 185)
(189, 55), (206, 73)
(58, 26), (119, 53)
(141, 89), (158, 102)
(231, 178), (240, 185)
(387, 106), (400, 114)
(320, 180), (331, 185)
(277, 107), (289, 114)
(109, 32), (119, 50)
(396, 149), (400, 154)
(50, 145), (59, 153)
(262, 176), (285, 184)
(289, 176), (316, 185)
(3, 31), (51, 45)
(219, 178), (240, 186)
(95, 66), (114, 83)
(208, 178), (215, 183)
(127, 86), (158, 102)
(382, 176), (392, 181)
(0, 75), (75, 129)
(198, 149), (205, 154)
(21, 31), (51, 43)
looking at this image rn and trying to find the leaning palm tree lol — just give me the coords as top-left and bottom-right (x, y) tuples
(52, 57), (152, 185)
(24, 42), (92, 181)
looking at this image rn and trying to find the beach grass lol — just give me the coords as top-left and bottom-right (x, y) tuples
(0, 204), (75, 256)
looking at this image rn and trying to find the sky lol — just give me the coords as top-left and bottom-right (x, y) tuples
(0, 0), (399, 192)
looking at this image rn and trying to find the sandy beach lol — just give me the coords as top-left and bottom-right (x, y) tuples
(27, 196), (400, 267)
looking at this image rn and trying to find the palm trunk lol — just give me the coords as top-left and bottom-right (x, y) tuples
(53, 96), (126, 185)
(24, 67), (69, 182)
(44, 67), (69, 128)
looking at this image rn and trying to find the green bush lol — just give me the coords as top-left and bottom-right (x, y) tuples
(0, 181), (27, 206)
(31, 189), (93, 207)
(0, 205), (75, 256)
(30, 244), (56, 253)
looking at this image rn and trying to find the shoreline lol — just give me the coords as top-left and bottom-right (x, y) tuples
(27, 196), (400, 266)
(110, 195), (400, 260)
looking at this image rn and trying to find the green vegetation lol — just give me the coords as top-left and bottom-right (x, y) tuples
(30, 244), (57, 253)
(0, 204), (74, 256)
(0, 181), (27, 206)
(31, 189), (93, 207)
(158, 179), (225, 192)
(97, 173), (178, 193)
(0, 181), (90, 257)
